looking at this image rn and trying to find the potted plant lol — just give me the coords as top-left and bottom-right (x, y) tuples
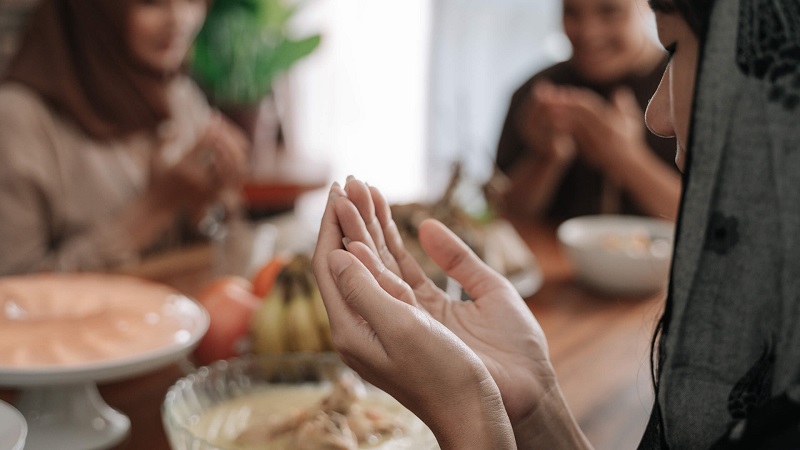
(190, 0), (322, 164)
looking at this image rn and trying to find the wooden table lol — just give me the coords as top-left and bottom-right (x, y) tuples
(1, 219), (664, 450)
(514, 219), (664, 450)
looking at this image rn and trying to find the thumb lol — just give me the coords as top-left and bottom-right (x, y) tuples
(328, 249), (412, 334)
(418, 219), (514, 301)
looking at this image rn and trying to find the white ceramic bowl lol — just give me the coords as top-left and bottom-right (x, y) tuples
(162, 352), (437, 449)
(557, 215), (675, 296)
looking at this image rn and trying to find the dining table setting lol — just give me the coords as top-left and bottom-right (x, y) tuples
(0, 200), (667, 450)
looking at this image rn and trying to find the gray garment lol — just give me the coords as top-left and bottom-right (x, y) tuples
(655, 0), (800, 447)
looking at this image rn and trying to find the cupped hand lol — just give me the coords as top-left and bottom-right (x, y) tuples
(198, 112), (250, 189)
(335, 177), (557, 427)
(148, 111), (249, 212)
(557, 86), (649, 176)
(311, 183), (515, 449)
(517, 80), (577, 164)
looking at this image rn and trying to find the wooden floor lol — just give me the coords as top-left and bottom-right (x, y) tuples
(517, 219), (665, 450)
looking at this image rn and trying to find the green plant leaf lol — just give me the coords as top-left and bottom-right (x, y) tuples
(190, 0), (322, 105)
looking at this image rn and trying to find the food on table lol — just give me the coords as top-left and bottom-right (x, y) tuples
(596, 229), (672, 258)
(250, 254), (334, 355)
(192, 372), (433, 449)
(192, 252), (333, 365)
(252, 254), (290, 298)
(193, 276), (262, 366)
(0, 273), (196, 367)
(390, 163), (539, 294)
(390, 164), (487, 289)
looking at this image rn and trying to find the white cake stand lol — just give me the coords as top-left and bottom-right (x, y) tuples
(0, 274), (209, 450)
(0, 400), (26, 450)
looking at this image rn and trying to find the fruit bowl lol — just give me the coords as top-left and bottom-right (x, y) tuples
(162, 352), (438, 449)
(557, 215), (675, 296)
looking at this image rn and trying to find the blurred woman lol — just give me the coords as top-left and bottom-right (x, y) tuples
(495, 0), (681, 222)
(314, 0), (800, 447)
(0, 0), (249, 274)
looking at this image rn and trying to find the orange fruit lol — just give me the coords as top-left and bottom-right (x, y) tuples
(193, 276), (261, 366)
(252, 254), (289, 298)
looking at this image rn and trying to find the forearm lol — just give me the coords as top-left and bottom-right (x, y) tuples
(117, 193), (180, 253)
(609, 146), (681, 221)
(512, 382), (593, 450)
(0, 183), (170, 274)
(426, 377), (517, 450)
(502, 156), (571, 220)
(49, 196), (176, 272)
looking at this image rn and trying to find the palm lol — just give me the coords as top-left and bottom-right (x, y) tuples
(414, 226), (551, 423)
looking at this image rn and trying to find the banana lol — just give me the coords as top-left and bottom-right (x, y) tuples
(284, 290), (325, 352)
(250, 252), (335, 354)
(309, 277), (334, 351)
(250, 283), (288, 354)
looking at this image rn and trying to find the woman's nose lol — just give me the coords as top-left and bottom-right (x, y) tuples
(644, 70), (674, 138)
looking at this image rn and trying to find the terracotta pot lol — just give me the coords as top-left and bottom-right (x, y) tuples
(220, 96), (282, 178)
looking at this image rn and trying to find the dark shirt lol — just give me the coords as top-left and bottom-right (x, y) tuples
(495, 58), (677, 221)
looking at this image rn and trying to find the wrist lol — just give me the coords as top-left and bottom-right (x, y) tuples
(511, 380), (592, 450)
(423, 372), (516, 449)
(121, 194), (178, 251)
(604, 142), (652, 188)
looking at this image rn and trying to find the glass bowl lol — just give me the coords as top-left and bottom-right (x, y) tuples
(162, 352), (438, 449)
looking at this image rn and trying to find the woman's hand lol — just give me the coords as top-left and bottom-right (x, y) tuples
(332, 178), (556, 427)
(312, 183), (516, 450)
(148, 111), (249, 212)
(197, 112), (250, 190)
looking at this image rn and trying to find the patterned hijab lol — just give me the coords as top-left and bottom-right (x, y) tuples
(640, 0), (800, 448)
(4, 0), (175, 139)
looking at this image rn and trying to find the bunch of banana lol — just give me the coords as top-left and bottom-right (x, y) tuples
(250, 254), (334, 354)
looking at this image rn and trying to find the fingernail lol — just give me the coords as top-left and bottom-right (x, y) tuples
(346, 175), (355, 182)
(328, 251), (352, 276)
(342, 237), (351, 249)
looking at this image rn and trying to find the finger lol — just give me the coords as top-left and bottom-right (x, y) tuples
(531, 79), (555, 103)
(333, 190), (380, 255)
(210, 127), (247, 185)
(418, 219), (516, 301)
(368, 185), (430, 288)
(611, 87), (643, 118)
(208, 137), (237, 185)
(312, 184), (366, 333)
(343, 177), (388, 258)
(365, 185), (404, 273)
(558, 94), (607, 142)
(346, 240), (417, 307)
(312, 183), (347, 260)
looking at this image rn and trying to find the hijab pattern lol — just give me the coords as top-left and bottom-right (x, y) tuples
(736, 0), (800, 110)
(641, 0), (800, 447)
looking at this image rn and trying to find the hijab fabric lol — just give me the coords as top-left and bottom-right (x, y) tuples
(640, 0), (800, 447)
(4, 0), (172, 139)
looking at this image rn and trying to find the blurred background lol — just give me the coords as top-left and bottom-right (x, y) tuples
(0, 0), (568, 205)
